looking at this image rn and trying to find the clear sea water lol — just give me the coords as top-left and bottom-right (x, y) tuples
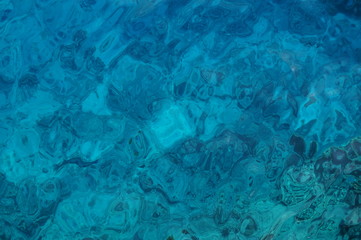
(1, 0), (361, 239)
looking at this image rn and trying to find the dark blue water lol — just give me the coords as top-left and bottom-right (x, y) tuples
(1, 0), (361, 239)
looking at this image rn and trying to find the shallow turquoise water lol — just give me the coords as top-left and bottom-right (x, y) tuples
(1, 0), (361, 239)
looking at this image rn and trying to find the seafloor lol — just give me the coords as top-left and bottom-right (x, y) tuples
(1, 0), (361, 239)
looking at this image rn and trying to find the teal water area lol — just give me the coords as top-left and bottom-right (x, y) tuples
(1, 0), (361, 239)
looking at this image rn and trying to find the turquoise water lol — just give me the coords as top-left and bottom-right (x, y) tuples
(1, 0), (361, 239)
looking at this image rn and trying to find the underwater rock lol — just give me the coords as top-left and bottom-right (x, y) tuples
(240, 216), (257, 237)
(223, 20), (253, 37)
(58, 44), (77, 70)
(288, 4), (327, 35)
(138, 173), (155, 193)
(289, 134), (306, 157)
(323, 0), (361, 18)
(18, 74), (38, 88)
(280, 165), (318, 205)
(38, 178), (61, 211)
(16, 178), (39, 216)
(351, 139), (361, 156)
(344, 169), (361, 207)
(203, 6), (231, 20)
(308, 141), (317, 159)
(331, 148), (349, 166)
